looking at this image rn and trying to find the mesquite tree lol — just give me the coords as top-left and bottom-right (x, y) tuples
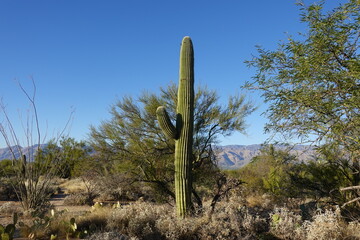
(246, 0), (360, 205)
(89, 38), (255, 215)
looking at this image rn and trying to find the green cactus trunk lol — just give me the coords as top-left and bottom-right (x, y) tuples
(156, 36), (194, 218)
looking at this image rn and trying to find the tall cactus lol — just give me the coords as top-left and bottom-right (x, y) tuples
(156, 36), (194, 218)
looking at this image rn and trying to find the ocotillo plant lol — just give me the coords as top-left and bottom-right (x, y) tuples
(156, 36), (194, 218)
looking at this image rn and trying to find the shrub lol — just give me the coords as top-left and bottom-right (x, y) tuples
(269, 206), (360, 240)
(199, 200), (268, 239)
(63, 193), (93, 206)
(269, 207), (303, 240)
(0, 159), (16, 177)
(95, 174), (146, 202)
(107, 201), (167, 239)
(105, 198), (269, 240)
(303, 208), (344, 240)
(0, 179), (17, 201)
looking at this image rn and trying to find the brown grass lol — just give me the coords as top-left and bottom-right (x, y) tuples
(59, 178), (88, 194)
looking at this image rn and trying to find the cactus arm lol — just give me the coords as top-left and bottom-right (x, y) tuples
(156, 106), (178, 140)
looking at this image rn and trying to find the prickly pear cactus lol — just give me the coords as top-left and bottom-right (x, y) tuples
(156, 36), (194, 218)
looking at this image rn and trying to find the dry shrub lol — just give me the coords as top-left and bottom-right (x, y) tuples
(269, 207), (303, 240)
(63, 193), (91, 206)
(201, 199), (268, 239)
(270, 206), (360, 240)
(95, 174), (142, 202)
(156, 210), (207, 239)
(107, 201), (168, 239)
(301, 208), (360, 240)
(346, 221), (360, 239)
(105, 198), (269, 240)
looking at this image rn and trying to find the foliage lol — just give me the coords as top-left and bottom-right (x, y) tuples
(0, 160), (16, 178)
(232, 144), (357, 207)
(89, 81), (254, 205)
(0, 179), (17, 201)
(35, 137), (92, 178)
(245, 0), (360, 185)
(231, 145), (297, 200)
(289, 151), (353, 203)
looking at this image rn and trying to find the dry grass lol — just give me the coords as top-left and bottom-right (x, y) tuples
(0, 201), (20, 215)
(3, 178), (360, 239)
(245, 193), (274, 209)
(59, 178), (88, 194)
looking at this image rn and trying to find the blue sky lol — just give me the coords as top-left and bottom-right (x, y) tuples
(0, 0), (347, 148)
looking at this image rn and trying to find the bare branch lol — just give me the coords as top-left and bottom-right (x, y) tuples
(341, 197), (360, 208)
(340, 185), (360, 191)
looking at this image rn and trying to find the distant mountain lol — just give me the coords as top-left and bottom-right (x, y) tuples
(214, 145), (261, 169)
(0, 145), (45, 161)
(215, 144), (315, 169)
(0, 144), (314, 170)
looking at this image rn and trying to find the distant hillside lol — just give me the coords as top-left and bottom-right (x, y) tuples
(0, 144), (314, 170)
(215, 144), (315, 169)
(0, 145), (45, 160)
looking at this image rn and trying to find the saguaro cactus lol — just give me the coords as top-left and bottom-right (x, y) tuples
(156, 36), (194, 218)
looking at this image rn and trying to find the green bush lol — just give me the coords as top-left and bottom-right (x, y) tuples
(0, 160), (16, 177)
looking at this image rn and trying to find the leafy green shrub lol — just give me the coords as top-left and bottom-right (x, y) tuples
(231, 145), (299, 203)
(0, 160), (16, 177)
(289, 158), (354, 204)
(0, 179), (17, 201)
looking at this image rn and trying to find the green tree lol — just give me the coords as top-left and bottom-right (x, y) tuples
(89, 83), (254, 204)
(36, 137), (91, 178)
(236, 145), (297, 198)
(0, 159), (16, 177)
(288, 144), (354, 203)
(246, 0), (360, 187)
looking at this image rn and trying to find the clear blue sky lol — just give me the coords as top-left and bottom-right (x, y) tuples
(0, 0), (346, 148)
